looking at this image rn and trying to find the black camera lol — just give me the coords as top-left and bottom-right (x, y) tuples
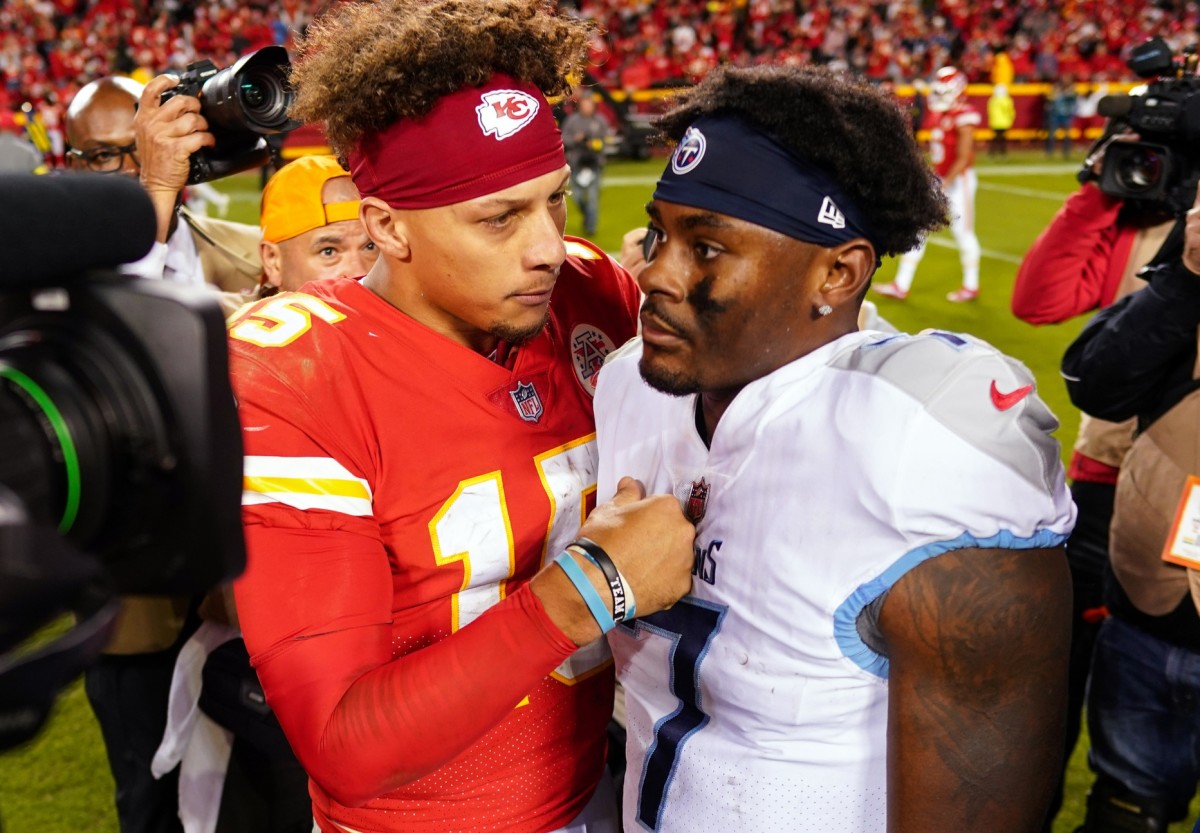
(1095, 37), (1200, 214)
(160, 45), (299, 184)
(0, 174), (245, 750)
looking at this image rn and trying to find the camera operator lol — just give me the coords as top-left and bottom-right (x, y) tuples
(65, 75), (261, 310)
(560, 91), (613, 238)
(1060, 179), (1200, 832)
(1012, 123), (1171, 833)
(63, 72), (264, 833)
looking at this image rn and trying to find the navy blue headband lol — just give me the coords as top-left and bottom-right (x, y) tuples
(653, 115), (876, 249)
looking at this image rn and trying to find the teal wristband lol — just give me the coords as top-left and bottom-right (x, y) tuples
(555, 550), (616, 635)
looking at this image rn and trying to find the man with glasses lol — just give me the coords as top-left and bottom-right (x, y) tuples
(64, 75), (261, 300)
(64, 73), (265, 833)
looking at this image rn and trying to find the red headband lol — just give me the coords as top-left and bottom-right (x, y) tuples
(348, 73), (567, 209)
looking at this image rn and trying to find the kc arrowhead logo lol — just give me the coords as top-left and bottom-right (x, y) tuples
(476, 89), (540, 140)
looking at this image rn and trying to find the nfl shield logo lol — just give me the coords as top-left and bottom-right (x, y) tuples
(509, 381), (544, 423)
(685, 477), (710, 523)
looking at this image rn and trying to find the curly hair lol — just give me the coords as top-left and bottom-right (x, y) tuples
(652, 65), (948, 258)
(290, 0), (593, 159)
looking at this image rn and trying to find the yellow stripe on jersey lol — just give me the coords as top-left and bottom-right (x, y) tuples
(242, 455), (373, 516)
(243, 475), (369, 499)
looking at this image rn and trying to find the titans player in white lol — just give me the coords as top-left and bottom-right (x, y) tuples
(595, 66), (1076, 833)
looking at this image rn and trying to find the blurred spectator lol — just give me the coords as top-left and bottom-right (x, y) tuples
(909, 78), (928, 140)
(990, 41), (1014, 86)
(987, 82), (1015, 157)
(1074, 76), (1111, 147)
(0, 129), (46, 173)
(560, 91), (614, 238)
(1045, 76), (1080, 159)
(0, 0), (1170, 111)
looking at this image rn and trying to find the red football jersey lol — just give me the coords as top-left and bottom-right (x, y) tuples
(227, 237), (640, 833)
(925, 102), (981, 179)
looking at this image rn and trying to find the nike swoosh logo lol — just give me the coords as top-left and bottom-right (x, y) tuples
(990, 380), (1034, 411)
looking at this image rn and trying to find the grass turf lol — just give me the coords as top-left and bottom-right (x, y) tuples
(1, 148), (1195, 833)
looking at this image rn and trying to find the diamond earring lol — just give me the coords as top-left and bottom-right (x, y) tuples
(817, 304), (833, 317)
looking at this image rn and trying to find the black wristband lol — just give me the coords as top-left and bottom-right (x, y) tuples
(570, 537), (629, 623)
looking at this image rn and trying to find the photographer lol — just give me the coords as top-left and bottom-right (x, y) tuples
(1060, 181), (1200, 831)
(65, 76), (261, 309)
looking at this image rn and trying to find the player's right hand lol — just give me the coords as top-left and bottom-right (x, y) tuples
(136, 74), (216, 200)
(576, 476), (695, 617)
(531, 477), (695, 645)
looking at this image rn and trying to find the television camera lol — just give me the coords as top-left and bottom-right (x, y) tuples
(0, 174), (245, 752)
(1095, 37), (1200, 215)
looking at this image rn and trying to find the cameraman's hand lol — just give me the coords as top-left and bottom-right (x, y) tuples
(619, 226), (651, 279)
(1183, 181), (1200, 275)
(531, 477), (695, 645)
(136, 74), (217, 242)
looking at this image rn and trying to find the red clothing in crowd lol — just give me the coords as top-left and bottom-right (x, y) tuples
(1012, 183), (1134, 325)
(1012, 182), (1139, 483)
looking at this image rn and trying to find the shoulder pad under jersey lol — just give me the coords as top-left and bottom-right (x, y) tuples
(830, 330), (1063, 493)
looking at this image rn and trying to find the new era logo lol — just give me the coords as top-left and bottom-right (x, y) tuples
(476, 89), (539, 140)
(817, 196), (845, 229)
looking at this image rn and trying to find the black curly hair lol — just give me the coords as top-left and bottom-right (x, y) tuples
(653, 65), (948, 258)
(290, 0), (593, 161)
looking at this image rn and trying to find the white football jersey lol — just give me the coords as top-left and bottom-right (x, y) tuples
(594, 329), (1076, 833)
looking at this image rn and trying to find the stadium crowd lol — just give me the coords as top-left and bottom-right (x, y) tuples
(5, 0), (1200, 166)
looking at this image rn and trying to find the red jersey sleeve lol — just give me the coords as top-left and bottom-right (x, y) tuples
(1012, 183), (1131, 324)
(230, 349), (580, 808)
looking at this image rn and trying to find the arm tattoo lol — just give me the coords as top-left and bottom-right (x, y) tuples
(879, 547), (1071, 833)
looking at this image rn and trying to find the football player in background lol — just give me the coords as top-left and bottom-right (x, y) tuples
(595, 64), (1075, 833)
(874, 65), (983, 302)
(226, 2), (696, 832)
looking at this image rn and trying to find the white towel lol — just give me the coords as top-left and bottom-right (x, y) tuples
(151, 620), (241, 833)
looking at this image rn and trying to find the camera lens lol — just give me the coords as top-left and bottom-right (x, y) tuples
(1114, 146), (1164, 193)
(198, 47), (296, 135)
(236, 68), (285, 123)
(240, 79), (268, 110)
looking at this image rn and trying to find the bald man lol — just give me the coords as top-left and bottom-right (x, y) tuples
(65, 75), (261, 302)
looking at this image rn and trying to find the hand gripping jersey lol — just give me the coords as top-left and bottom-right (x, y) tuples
(594, 329), (1076, 833)
(924, 101), (981, 179)
(227, 238), (639, 833)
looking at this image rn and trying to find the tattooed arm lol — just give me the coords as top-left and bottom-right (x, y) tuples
(878, 547), (1071, 833)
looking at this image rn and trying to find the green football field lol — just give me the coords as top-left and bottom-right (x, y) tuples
(1, 149), (1195, 833)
